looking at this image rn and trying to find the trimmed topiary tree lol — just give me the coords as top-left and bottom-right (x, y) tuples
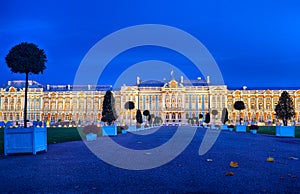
(234, 101), (245, 124)
(124, 101), (135, 125)
(143, 110), (150, 117)
(101, 90), (117, 125)
(275, 91), (295, 126)
(199, 113), (203, 120)
(136, 109), (143, 124)
(5, 42), (47, 128)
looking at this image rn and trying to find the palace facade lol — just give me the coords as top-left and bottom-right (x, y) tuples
(1, 77), (300, 125)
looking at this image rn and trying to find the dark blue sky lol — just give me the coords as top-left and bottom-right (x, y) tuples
(1, 0), (300, 88)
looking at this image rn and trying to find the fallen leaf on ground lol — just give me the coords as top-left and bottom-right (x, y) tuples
(206, 159), (213, 162)
(226, 172), (234, 176)
(267, 157), (274, 162)
(289, 157), (299, 160)
(230, 161), (239, 168)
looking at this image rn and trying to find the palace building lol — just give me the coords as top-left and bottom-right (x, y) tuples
(1, 77), (300, 125)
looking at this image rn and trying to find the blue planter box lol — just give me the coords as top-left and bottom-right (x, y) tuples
(276, 126), (295, 137)
(236, 125), (246, 132)
(86, 133), (97, 141)
(122, 130), (127, 134)
(4, 127), (47, 156)
(102, 125), (117, 136)
(250, 129), (257, 134)
(221, 125), (228, 130)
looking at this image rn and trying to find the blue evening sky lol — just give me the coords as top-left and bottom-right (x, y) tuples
(1, 0), (300, 89)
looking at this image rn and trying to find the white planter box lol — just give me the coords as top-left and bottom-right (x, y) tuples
(236, 125), (246, 132)
(128, 125), (137, 132)
(276, 126), (295, 137)
(102, 125), (117, 136)
(4, 127), (47, 156)
(86, 133), (97, 141)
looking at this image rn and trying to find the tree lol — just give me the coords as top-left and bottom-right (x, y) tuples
(234, 101), (245, 124)
(143, 110), (150, 124)
(204, 113), (210, 124)
(5, 42), (47, 128)
(101, 91), (117, 125)
(149, 114), (155, 125)
(212, 110), (218, 116)
(136, 109), (143, 124)
(221, 108), (229, 124)
(143, 110), (150, 117)
(275, 91), (295, 126)
(199, 113), (203, 120)
(124, 101), (135, 125)
(154, 116), (162, 125)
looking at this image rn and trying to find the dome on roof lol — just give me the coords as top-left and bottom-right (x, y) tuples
(138, 80), (165, 87)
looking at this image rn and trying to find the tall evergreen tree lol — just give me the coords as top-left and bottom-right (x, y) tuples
(221, 108), (229, 124)
(101, 91), (117, 125)
(136, 109), (143, 124)
(204, 113), (210, 124)
(275, 91), (295, 126)
(5, 42), (47, 128)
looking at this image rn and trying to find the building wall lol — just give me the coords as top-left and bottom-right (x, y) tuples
(1, 80), (300, 125)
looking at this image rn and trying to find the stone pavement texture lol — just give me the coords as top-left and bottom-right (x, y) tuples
(0, 126), (300, 193)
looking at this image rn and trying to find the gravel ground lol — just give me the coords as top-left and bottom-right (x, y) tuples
(0, 126), (299, 193)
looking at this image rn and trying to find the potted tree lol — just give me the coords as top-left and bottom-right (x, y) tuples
(4, 42), (47, 156)
(135, 109), (143, 131)
(143, 110), (150, 128)
(124, 101), (135, 125)
(221, 108), (229, 130)
(124, 101), (136, 131)
(275, 91), (295, 137)
(101, 91), (118, 136)
(234, 101), (246, 132)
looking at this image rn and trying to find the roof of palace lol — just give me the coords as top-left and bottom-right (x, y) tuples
(137, 78), (208, 87)
(182, 79), (208, 86)
(227, 86), (300, 91)
(138, 80), (166, 87)
(2, 80), (112, 92)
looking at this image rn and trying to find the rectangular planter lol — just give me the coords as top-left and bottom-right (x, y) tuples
(102, 125), (117, 136)
(86, 133), (97, 141)
(122, 130), (127, 134)
(221, 125), (228, 130)
(236, 125), (246, 132)
(128, 125), (137, 132)
(276, 126), (295, 137)
(4, 127), (47, 156)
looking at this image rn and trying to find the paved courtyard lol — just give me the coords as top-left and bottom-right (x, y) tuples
(0, 126), (300, 193)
